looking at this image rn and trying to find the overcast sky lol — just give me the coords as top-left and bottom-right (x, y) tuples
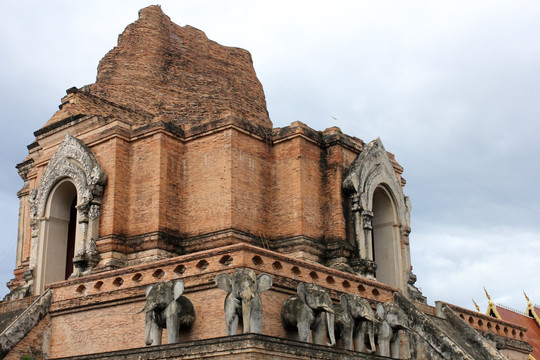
(1, 1), (539, 313)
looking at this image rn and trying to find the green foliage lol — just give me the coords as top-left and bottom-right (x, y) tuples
(21, 355), (33, 360)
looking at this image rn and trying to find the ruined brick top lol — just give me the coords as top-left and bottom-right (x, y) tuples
(43, 5), (271, 130)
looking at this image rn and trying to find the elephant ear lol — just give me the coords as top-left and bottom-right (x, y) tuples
(360, 299), (380, 323)
(389, 305), (409, 329)
(376, 302), (386, 321)
(215, 273), (232, 293)
(296, 282), (308, 304)
(340, 293), (349, 311)
(173, 280), (185, 300)
(256, 273), (272, 293)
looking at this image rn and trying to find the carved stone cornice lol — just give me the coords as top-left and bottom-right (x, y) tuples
(15, 158), (34, 181)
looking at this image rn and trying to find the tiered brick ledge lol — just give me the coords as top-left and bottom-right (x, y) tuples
(49, 243), (396, 312)
(52, 333), (392, 360)
(439, 301), (527, 341)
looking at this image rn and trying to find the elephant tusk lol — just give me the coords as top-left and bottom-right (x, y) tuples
(321, 305), (334, 314)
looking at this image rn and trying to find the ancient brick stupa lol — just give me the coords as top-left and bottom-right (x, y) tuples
(0, 6), (533, 359)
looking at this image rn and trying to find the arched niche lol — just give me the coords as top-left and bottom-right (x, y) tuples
(372, 185), (401, 288)
(342, 138), (411, 291)
(29, 134), (107, 294)
(37, 179), (79, 290)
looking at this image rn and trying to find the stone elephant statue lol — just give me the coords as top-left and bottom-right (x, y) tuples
(281, 282), (336, 346)
(334, 293), (378, 353)
(376, 302), (409, 358)
(140, 279), (195, 346)
(215, 268), (272, 335)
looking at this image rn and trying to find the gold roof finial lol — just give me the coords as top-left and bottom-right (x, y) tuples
(472, 299), (481, 312)
(484, 287), (492, 303)
(524, 291), (531, 305)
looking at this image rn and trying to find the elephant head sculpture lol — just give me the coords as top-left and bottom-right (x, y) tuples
(140, 279), (195, 346)
(376, 302), (409, 358)
(215, 268), (272, 335)
(281, 282), (336, 346)
(334, 293), (378, 353)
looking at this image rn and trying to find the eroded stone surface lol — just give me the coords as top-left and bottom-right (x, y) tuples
(0, 290), (52, 358)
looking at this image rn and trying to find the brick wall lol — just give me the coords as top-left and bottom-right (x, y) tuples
(231, 130), (271, 235)
(182, 129), (233, 235)
(95, 136), (131, 237)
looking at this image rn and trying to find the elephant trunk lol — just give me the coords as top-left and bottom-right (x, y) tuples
(241, 290), (254, 333)
(144, 311), (153, 346)
(326, 311), (336, 346)
(138, 301), (160, 314)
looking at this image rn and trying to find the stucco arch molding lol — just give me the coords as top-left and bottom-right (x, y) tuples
(342, 138), (410, 228)
(29, 134), (107, 278)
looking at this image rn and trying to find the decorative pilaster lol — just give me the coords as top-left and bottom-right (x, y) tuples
(350, 194), (377, 279)
(28, 190), (38, 270)
(400, 225), (412, 274)
(362, 210), (374, 262)
(351, 194), (367, 259)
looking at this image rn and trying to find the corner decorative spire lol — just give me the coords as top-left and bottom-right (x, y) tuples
(472, 298), (481, 312)
(524, 292), (540, 327)
(484, 288), (501, 319)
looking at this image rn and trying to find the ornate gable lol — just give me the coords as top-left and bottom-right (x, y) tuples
(343, 138), (410, 228)
(33, 134), (107, 220)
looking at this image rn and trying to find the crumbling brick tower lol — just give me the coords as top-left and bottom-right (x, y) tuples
(0, 6), (532, 360)
(8, 5), (415, 300)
